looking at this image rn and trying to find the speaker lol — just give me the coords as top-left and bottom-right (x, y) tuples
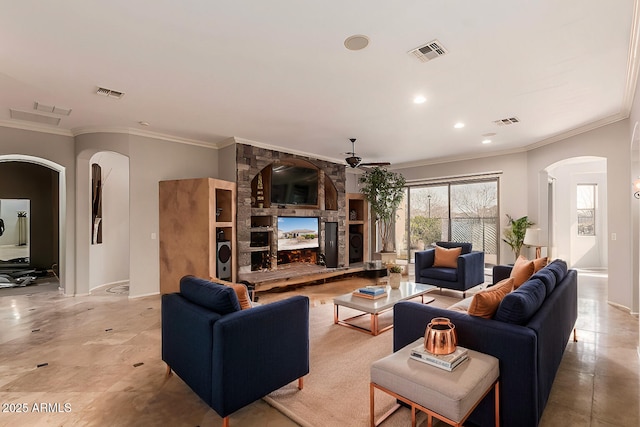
(349, 233), (363, 262)
(217, 241), (232, 280)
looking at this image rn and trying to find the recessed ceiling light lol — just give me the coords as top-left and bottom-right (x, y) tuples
(413, 95), (426, 104)
(454, 122), (465, 129)
(344, 35), (370, 51)
(138, 121), (150, 127)
(482, 139), (492, 144)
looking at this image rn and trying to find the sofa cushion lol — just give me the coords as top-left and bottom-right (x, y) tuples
(436, 241), (471, 254)
(510, 256), (535, 288)
(533, 257), (548, 272)
(546, 259), (568, 284)
(180, 276), (241, 314)
(467, 278), (514, 319)
(420, 267), (458, 282)
(530, 267), (556, 295)
(433, 245), (462, 268)
(494, 278), (547, 325)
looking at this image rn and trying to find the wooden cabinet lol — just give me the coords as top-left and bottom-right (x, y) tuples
(159, 178), (236, 294)
(346, 193), (368, 266)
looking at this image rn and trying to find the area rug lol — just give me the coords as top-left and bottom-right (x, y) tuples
(264, 290), (462, 427)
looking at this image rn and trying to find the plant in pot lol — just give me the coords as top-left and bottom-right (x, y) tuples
(359, 167), (406, 255)
(502, 214), (534, 261)
(388, 264), (403, 289)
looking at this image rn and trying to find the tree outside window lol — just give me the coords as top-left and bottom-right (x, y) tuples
(577, 184), (596, 236)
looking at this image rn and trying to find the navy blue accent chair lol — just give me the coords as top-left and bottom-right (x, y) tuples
(162, 276), (310, 427)
(414, 241), (485, 297)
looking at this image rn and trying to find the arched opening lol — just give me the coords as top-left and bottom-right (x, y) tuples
(0, 155), (66, 292)
(544, 156), (608, 269)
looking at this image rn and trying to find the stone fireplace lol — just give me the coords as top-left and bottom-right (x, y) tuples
(235, 143), (346, 275)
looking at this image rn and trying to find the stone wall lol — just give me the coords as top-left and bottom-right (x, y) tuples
(235, 143), (346, 273)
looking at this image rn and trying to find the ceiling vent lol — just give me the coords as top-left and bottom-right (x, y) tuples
(493, 117), (520, 126)
(10, 109), (61, 126)
(409, 40), (448, 62)
(96, 86), (125, 99)
(34, 102), (72, 116)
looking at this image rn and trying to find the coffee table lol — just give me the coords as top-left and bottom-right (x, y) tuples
(333, 282), (436, 336)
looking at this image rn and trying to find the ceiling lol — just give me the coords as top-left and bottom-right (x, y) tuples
(0, 1), (638, 168)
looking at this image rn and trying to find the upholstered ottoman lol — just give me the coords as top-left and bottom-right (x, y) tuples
(370, 338), (500, 427)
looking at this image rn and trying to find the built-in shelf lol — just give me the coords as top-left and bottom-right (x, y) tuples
(346, 193), (368, 266)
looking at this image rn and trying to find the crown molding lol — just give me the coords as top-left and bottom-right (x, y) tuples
(0, 120), (74, 137)
(71, 126), (219, 149)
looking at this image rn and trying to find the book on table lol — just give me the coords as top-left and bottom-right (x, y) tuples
(352, 290), (387, 299)
(357, 286), (386, 296)
(409, 344), (469, 371)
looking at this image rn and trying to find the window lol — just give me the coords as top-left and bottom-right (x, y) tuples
(577, 184), (596, 236)
(397, 178), (498, 265)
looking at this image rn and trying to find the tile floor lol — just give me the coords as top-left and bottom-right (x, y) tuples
(0, 270), (637, 426)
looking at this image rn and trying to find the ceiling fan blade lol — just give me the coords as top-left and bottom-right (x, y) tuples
(360, 162), (391, 167)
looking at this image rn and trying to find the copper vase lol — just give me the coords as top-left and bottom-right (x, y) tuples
(424, 317), (457, 355)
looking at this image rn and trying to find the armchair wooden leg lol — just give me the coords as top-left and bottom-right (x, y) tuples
(573, 327), (578, 342)
(298, 377), (304, 390)
(165, 364), (172, 378)
(222, 416), (229, 427)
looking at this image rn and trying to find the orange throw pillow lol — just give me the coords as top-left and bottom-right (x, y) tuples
(533, 257), (548, 272)
(510, 256), (535, 288)
(211, 277), (252, 310)
(432, 245), (462, 268)
(468, 278), (514, 318)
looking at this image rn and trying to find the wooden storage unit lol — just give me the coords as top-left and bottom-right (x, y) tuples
(249, 214), (275, 271)
(159, 177), (236, 294)
(346, 193), (368, 266)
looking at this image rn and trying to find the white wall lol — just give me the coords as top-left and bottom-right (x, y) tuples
(89, 151), (130, 290)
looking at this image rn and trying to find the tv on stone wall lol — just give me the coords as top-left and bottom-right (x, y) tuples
(277, 217), (319, 250)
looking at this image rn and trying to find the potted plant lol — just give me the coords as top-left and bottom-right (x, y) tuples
(359, 167), (406, 254)
(502, 214), (534, 260)
(388, 264), (403, 289)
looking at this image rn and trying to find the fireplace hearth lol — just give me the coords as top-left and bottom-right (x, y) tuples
(278, 248), (318, 266)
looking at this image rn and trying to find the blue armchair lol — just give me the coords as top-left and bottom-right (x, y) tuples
(162, 276), (309, 426)
(414, 242), (485, 297)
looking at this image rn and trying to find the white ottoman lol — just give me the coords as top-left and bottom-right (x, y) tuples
(370, 339), (500, 427)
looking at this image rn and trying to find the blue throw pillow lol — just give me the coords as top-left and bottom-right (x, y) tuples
(495, 278), (547, 325)
(530, 268), (556, 295)
(179, 276), (241, 314)
(546, 259), (568, 284)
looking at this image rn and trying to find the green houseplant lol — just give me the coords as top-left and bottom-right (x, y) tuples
(502, 214), (534, 260)
(359, 167), (406, 253)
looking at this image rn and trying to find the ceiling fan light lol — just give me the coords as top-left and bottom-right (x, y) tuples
(346, 156), (362, 168)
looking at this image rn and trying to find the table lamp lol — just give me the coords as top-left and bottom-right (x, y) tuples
(523, 228), (544, 258)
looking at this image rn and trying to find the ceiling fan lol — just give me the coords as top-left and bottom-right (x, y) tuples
(344, 138), (391, 168)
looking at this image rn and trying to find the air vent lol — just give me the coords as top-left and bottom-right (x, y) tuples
(10, 109), (61, 126)
(493, 117), (520, 126)
(34, 102), (72, 116)
(409, 40), (448, 62)
(96, 86), (125, 99)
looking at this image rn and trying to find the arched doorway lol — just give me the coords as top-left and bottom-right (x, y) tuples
(0, 155), (67, 292)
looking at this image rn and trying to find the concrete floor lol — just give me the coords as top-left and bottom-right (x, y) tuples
(0, 270), (637, 426)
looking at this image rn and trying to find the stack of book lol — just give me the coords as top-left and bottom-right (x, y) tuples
(352, 286), (387, 299)
(409, 344), (469, 371)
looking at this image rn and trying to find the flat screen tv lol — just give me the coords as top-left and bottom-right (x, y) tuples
(277, 217), (319, 250)
(271, 165), (318, 206)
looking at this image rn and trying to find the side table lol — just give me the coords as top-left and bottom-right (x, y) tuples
(370, 338), (500, 427)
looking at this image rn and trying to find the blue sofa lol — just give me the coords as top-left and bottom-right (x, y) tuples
(414, 242), (485, 296)
(394, 259), (577, 427)
(162, 276), (309, 426)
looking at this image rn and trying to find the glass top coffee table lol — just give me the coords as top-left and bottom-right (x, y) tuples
(333, 282), (436, 336)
